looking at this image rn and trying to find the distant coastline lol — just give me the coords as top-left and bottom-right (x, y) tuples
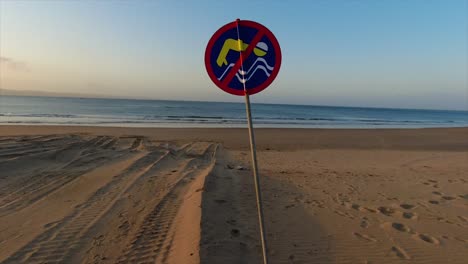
(0, 88), (122, 100)
(1, 90), (467, 113)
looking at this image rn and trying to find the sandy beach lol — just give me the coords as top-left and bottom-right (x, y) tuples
(0, 126), (467, 263)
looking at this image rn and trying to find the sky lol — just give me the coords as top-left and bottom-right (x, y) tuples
(0, 0), (467, 110)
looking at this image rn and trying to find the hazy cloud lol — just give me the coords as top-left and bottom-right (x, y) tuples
(0, 56), (29, 72)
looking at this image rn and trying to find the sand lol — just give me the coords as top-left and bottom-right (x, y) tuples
(0, 126), (467, 263)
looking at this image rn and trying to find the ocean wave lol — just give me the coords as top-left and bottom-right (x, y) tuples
(1, 113), (461, 125)
(161, 115), (227, 120)
(0, 113), (78, 118)
(2, 119), (466, 129)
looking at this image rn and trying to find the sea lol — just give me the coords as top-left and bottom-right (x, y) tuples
(1, 95), (467, 128)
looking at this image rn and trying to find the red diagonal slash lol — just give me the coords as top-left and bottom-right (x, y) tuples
(221, 27), (267, 87)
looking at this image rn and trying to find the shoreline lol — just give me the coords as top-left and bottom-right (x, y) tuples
(1, 125), (467, 151)
(2, 123), (468, 129)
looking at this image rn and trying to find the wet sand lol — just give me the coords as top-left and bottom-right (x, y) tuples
(0, 126), (467, 263)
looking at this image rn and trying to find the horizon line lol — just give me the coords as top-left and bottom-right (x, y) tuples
(1, 89), (467, 113)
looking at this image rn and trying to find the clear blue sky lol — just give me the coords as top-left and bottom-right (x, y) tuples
(0, 0), (466, 110)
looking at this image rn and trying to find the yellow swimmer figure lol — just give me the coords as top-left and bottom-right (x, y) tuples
(216, 39), (268, 67)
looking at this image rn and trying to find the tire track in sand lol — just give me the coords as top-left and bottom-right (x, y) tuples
(0, 135), (81, 161)
(117, 144), (217, 264)
(1, 149), (170, 264)
(0, 137), (130, 216)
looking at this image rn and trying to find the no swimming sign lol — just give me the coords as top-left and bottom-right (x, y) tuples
(205, 20), (281, 95)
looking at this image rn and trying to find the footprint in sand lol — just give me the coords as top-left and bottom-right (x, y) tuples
(378, 206), (395, 216)
(402, 212), (418, 220)
(349, 203), (378, 214)
(400, 203), (416, 210)
(442, 196), (456, 201)
(230, 229), (240, 237)
(360, 204), (418, 222)
(391, 246), (411, 260)
(391, 222), (412, 233)
(214, 199), (227, 204)
(415, 233), (440, 245)
(360, 217), (369, 228)
(386, 223), (440, 246)
(381, 222), (412, 234)
(353, 232), (377, 242)
(226, 219), (237, 226)
(364, 207), (378, 213)
(428, 200), (439, 204)
(349, 203), (372, 213)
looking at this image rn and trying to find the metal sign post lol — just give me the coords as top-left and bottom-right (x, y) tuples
(205, 19), (281, 264)
(235, 18), (269, 264)
(245, 91), (269, 264)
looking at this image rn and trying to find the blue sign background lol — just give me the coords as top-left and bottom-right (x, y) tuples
(209, 25), (278, 91)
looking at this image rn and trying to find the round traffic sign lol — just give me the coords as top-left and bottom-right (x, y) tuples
(205, 20), (282, 96)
